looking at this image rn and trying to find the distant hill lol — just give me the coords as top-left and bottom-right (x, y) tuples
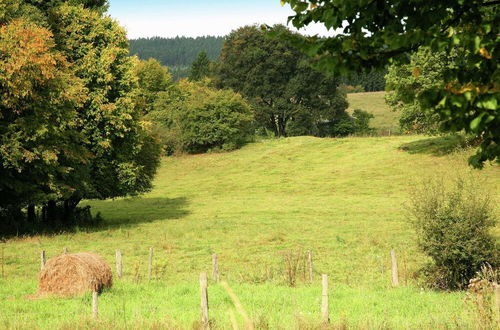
(129, 36), (225, 79)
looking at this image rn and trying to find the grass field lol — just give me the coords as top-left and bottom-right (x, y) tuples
(347, 92), (400, 134)
(0, 135), (498, 329)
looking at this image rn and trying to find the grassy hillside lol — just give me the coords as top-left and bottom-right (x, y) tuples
(1, 136), (498, 329)
(347, 92), (400, 134)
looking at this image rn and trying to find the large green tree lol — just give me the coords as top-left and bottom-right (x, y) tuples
(217, 25), (348, 137)
(385, 47), (455, 134)
(280, 0), (499, 167)
(0, 19), (86, 217)
(0, 1), (161, 232)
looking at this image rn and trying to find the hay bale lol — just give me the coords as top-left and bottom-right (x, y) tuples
(38, 252), (113, 296)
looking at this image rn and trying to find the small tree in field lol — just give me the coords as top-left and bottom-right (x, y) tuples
(408, 175), (498, 290)
(148, 80), (254, 154)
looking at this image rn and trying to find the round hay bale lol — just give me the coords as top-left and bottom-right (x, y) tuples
(38, 252), (113, 296)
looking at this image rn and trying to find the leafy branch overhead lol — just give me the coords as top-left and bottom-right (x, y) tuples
(279, 0), (499, 167)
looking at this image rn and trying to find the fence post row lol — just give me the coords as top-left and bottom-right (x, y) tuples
(200, 272), (209, 329)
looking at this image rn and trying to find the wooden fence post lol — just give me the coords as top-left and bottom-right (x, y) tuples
(321, 274), (329, 324)
(92, 291), (98, 320)
(40, 250), (46, 270)
(212, 253), (220, 282)
(200, 272), (209, 329)
(307, 251), (313, 282)
(391, 249), (399, 287)
(148, 247), (153, 281)
(115, 249), (122, 279)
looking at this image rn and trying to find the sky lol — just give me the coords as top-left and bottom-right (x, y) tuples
(108, 0), (332, 39)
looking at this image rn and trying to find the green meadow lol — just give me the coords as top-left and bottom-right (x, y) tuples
(1, 132), (498, 328)
(347, 92), (400, 134)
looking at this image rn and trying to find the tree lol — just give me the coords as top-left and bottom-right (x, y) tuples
(280, 0), (499, 167)
(217, 25), (348, 137)
(134, 58), (173, 114)
(148, 80), (253, 154)
(0, 19), (86, 217)
(0, 1), (162, 232)
(189, 51), (211, 81)
(385, 47), (454, 134)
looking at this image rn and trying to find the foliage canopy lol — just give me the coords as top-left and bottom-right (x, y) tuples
(0, 0), (161, 232)
(217, 25), (348, 137)
(148, 80), (253, 154)
(280, 0), (499, 167)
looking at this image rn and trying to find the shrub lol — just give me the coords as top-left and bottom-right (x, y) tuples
(149, 80), (254, 154)
(325, 109), (374, 137)
(408, 175), (498, 290)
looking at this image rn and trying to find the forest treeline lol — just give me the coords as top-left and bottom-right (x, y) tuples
(128, 36), (386, 91)
(129, 36), (224, 79)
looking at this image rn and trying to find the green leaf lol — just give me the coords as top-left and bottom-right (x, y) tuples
(470, 113), (485, 132)
(476, 97), (497, 110)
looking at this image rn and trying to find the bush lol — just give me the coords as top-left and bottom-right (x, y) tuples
(149, 79), (254, 154)
(325, 109), (374, 137)
(408, 175), (498, 290)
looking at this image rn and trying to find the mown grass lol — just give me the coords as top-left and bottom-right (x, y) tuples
(347, 92), (399, 134)
(0, 135), (498, 329)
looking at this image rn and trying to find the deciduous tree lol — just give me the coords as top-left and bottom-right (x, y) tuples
(280, 0), (499, 167)
(217, 25), (348, 137)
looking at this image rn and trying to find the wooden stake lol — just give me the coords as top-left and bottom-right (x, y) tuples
(148, 247), (153, 280)
(40, 250), (46, 270)
(115, 249), (122, 279)
(391, 249), (399, 287)
(321, 274), (329, 324)
(212, 253), (220, 282)
(200, 272), (209, 329)
(63, 247), (68, 254)
(92, 291), (98, 320)
(307, 251), (313, 282)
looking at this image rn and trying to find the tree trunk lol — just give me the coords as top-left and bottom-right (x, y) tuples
(27, 204), (35, 224)
(63, 197), (81, 224)
(46, 200), (57, 227)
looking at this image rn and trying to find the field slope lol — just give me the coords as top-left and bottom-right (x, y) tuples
(0, 136), (498, 329)
(347, 91), (400, 134)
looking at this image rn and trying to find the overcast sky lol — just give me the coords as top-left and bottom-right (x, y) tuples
(108, 0), (332, 39)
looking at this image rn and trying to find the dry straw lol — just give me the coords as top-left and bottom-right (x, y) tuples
(37, 252), (112, 296)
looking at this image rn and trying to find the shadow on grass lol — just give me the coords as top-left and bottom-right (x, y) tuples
(398, 135), (472, 157)
(0, 197), (190, 239)
(87, 197), (190, 230)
